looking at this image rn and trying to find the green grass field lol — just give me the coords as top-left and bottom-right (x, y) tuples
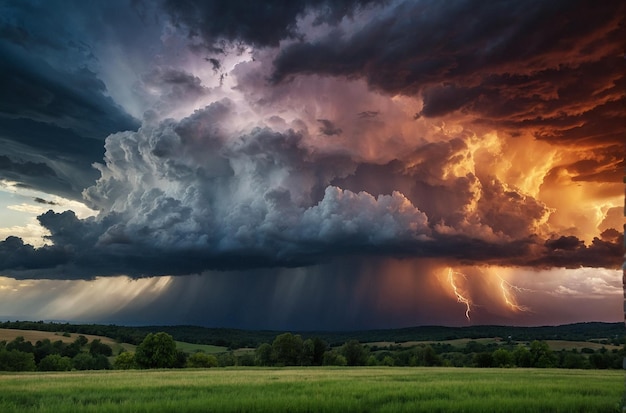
(0, 367), (622, 412)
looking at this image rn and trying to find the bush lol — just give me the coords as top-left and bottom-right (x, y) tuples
(340, 340), (368, 366)
(0, 349), (36, 371)
(114, 352), (137, 369)
(187, 352), (218, 368)
(39, 354), (72, 371)
(492, 348), (514, 367)
(217, 352), (236, 367)
(89, 339), (113, 357)
(72, 353), (97, 370)
(323, 350), (347, 366)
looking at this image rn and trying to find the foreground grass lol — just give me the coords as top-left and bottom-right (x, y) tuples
(0, 367), (622, 413)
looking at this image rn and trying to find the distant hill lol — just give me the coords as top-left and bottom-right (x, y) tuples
(0, 328), (135, 354)
(1, 320), (623, 349)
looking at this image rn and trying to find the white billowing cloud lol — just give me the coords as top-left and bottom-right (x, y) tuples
(76, 98), (431, 269)
(300, 187), (429, 243)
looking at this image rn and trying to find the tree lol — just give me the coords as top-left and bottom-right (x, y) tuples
(256, 343), (273, 366)
(0, 349), (36, 371)
(492, 348), (514, 367)
(38, 354), (72, 371)
(561, 351), (586, 369)
(61, 341), (81, 358)
(302, 337), (327, 366)
(34, 339), (55, 364)
(311, 337), (327, 366)
(6, 336), (34, 354)
(75, 335), (89, 347)
(135, 332), (177, 369)
(72, 353), (97, 370)
(340, 340), (368, 366)
(114, 351), (137, 370)
(237, 352), (255, 366)
(529, 340), (556, 368)
(173, 350), (188, 368)
(417, 345), (442, 367)
(89, 339), (113, 357)
(94, 354), (112, 370)
(322, 350), (347, 366)
(513, 345), (531, 367)
(272, 333), (303, 366)
(381, 355), (394, 366)
(187, 352), (218, 368)
(301, 339), (315, 366)
(217, 352), (236, 367)
(473, 352), (494, 368)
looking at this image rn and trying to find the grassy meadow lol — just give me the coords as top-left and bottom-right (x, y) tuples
(0, 367), (622, 413)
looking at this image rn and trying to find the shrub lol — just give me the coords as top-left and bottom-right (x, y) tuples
(39, 354), (72, 371)
(187, 352), (218, 368)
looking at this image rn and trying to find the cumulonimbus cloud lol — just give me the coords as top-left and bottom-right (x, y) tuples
(0, 0), (622, 281)
(0, 95), (621, 279)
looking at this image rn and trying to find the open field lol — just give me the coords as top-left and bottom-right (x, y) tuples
(0, 328), (135, 354)
(0, 367), (622, 413)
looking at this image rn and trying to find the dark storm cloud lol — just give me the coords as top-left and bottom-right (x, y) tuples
(162, 0), (386, 50)
(271, 0), (625, 181)
(0, 155), (57, 179)
(137, 67), (210, 116)
(0, 118), (106, 197)
(524, 233), (625, 269)
(0, 0), (140, 197)
(0, 236), (69, 270)
(317, 119), (343, 136)
(0, 1), (622, 282)
(33, 197), (58, 206)
(0, 28), (137, 139)
(0, 104), (621, 279)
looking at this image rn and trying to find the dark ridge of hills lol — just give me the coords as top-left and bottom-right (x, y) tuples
(0, 320), (623, 348)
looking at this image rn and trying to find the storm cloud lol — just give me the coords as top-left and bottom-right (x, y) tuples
(0, 99), (621, 278)
(272, 0), (625, 181)
(0, 0), (622, 328)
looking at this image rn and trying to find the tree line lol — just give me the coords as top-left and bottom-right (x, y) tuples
(249, 333), (625, 369)
(2, 331), (623, 372)
(1, 320), (623, 349)
(0, 334), (113, 371)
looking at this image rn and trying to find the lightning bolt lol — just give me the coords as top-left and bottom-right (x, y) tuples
(498, 276), (531, 312)
(447, 268), (472, 321)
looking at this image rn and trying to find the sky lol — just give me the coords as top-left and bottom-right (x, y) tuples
(0, 0), (624, 331)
